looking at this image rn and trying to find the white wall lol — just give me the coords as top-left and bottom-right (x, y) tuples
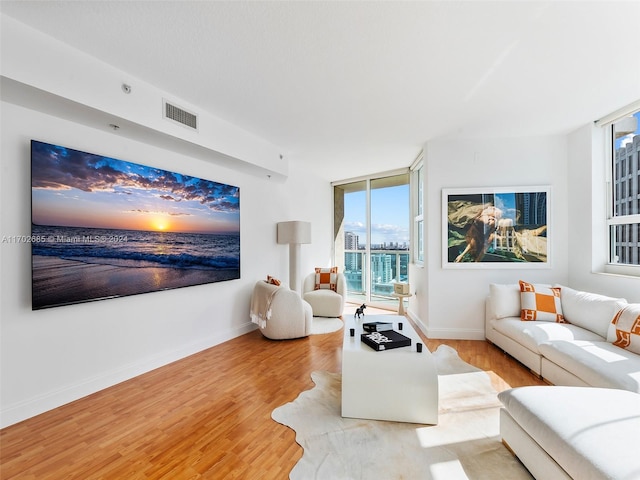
(408, 125), (640, 339)
(0, 103), (332, 427)
(409, 135), (570, 339)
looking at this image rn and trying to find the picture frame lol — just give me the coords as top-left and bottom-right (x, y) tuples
(442, 186), (551, 268)
(31, 140), (240, 310)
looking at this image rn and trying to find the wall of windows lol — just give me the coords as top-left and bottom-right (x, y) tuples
(333, 171), (410, 308)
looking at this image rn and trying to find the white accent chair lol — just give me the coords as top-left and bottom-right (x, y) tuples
(302, 272), (346, 317)
(250, 280), (313, 340)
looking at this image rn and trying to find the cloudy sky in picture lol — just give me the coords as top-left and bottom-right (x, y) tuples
(31, 141), (239, 234)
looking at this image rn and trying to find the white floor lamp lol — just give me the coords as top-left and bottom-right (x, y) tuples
(277, 221), (311, 294)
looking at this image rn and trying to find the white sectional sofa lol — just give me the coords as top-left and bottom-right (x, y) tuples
(487, 283), (640, 479)
(485, 282), (640, 392)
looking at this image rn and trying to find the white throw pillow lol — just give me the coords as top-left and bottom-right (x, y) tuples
(489, 283), (521, 319)
(555, 284), (627, 339)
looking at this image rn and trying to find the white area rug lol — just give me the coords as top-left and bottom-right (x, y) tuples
(310, 317), (343, 335)
(271, 345), (532, 479)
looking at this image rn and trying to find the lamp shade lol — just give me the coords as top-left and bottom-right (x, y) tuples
(277, 221), (311, 245)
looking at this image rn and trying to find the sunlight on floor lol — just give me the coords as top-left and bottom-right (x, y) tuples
(414, 420), (499, 449)
(429, 460), (468, 479)
(346, 293), (404, 312)
(343, 302), (396, 317)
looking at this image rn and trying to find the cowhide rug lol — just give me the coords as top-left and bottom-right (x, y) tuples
(271, 345), (532, 479)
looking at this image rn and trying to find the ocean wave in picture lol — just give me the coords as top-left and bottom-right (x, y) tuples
(31, 226), (240, 270)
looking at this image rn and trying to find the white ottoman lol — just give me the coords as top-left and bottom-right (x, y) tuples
(498, 386), (640, 480)
(303, 289), (343, 317)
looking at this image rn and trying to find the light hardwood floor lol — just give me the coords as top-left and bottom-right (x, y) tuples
(1, 306), (545, 479)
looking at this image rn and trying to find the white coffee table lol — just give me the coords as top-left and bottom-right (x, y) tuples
(341, 314), (438, 424)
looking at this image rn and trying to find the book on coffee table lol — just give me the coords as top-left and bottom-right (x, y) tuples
(361, 330), (411, 351)
(362, 321), (393, 332)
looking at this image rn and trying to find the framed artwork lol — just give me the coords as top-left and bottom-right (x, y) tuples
(442, 186), (550, 268)
(31, 140), (240, 310)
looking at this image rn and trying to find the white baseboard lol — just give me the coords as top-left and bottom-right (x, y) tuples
(407, 310), (485, 340)
(423, 327), (485, 340)
(0, 322), (256, 428)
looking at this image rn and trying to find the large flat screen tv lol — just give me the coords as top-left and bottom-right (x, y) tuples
(31, 140), (240, 310)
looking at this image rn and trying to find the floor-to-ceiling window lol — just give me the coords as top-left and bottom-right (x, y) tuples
(333, 171), (410, 309)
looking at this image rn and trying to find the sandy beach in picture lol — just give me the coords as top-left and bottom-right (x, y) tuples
(32, 255), (239, 310)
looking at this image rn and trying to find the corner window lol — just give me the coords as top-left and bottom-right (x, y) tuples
(605, 106), (640, 274)
(333, 171), (410, 309)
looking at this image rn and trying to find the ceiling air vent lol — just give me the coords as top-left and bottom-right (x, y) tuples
(163, 100), (198, 131)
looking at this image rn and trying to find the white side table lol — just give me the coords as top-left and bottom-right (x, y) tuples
(392, 293), (412, 315)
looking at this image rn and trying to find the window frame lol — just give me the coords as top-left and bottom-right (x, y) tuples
(600, 101), (640, 276)
(410, 152), (424, 267)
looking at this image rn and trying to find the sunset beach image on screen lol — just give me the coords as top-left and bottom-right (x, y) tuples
(30, 140), (240, 310)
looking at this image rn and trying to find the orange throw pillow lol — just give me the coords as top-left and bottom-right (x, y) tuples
(314, 267), (338, 292)
(519, 280), (565, 322)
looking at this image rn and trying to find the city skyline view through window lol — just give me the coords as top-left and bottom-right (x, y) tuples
(340, 174), (410, 306)
(343, 183), (410, 249)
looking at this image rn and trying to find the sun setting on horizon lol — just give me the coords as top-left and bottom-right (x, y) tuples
(153, 217), (170, 232)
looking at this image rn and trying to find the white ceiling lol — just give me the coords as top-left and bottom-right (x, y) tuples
(2, 1), (639, 181)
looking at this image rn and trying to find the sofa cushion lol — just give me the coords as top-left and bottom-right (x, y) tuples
(492, 318), (603, 354)
(519, 280), (565, 322)
(611, 303), (640, 354)
(538, 340), (640, 392)
(314, 267), (338, 292)
(489, 283), (521, 319)
(555, 284), (626, 339)
(498, 386), (640, 480)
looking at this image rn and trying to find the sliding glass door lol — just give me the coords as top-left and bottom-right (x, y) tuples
(333, 172), (409, 309)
